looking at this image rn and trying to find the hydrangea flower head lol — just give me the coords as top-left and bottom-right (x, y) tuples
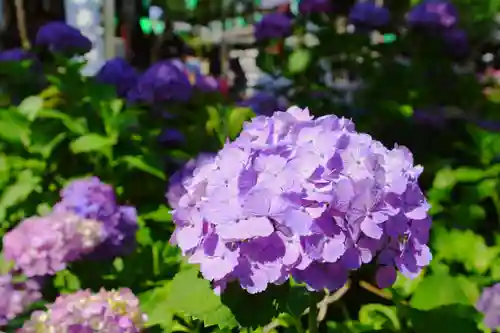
(254, 13), (293, 41)
(96, 58), (139, 98)
(3, 212), (104, 277)
(171, 106), (431, 293)
(127, 60), (192, 105)
(407, 0), (458, 30)
(20, 288), (147, 332)
(476, 283), (500, 330)
(349, 1), (391, 29)
(167, 153), (217, 209)
(299, 0), (333, 14)
(54, 177), (138, 258)
(0, 273), (43, 325)
(35, 21), (92, 55)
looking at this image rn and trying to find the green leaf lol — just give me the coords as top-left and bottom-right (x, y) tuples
(226, 107), (255, 139)
(410, 274), (470, 310)
(17, 96), (44, 121)
(278, 284), (309, 318)
(206, 106), (221, 135)
(432, 167), (456, 190)
(359, 304), (400, 331)
(433, 228), (498, 274)
(288, 49), (311, 74)
(409, 305), (481, 333)
(0, 170), (41, 217)
(29, 132), (67, 158)
(120, 156), (165, 180)
(221, 281), (288, 328)
(392, 272), (424, 297)
(166, 268), (238, 329)
(53, 270), (81, 292)
(0, 111), (31, 145)
(139, 284), (175, 330)
(70, 134), (116, 154)
(142, 205), (172, 223)
(37, 109), (87, 134)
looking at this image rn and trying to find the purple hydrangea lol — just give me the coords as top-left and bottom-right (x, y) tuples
(0, 48), (34, 62)
(0, 274), (43, 326)
(349, 1), (391, 29)
(53, 177), (138, 258)
(254, 13), (294, 41)
(171, 106), (431, 293)
(196, 74), (219, 92)
(166, 153), (217, 209)
(239, 92), (289, 116)
(20, 288), (147, 332)
(96, 58), (139, 98)
(35, 21), (92, 55)
(3, 212), (105, 277)
(298, 0), (333, 14)
(476, 283), (500, 330)
(407, 1), (459, 30)
(127, 60), (193, 105)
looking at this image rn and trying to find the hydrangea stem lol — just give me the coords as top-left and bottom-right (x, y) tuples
(308, 293), (318, 333)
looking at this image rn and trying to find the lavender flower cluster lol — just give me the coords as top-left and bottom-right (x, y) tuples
(0, 177), (138, 325)
(170, 106), (432, 294)
(0, 274), (42, 325)
(476, 283), (500, 330)
(20, 288), (147, 332)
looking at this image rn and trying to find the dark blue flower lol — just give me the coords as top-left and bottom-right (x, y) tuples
(407, 1), (458, 30)
(254, 13), (293, 41)
(127, 60), (192, 105)
(349, 1), (390, 29)
(299, 0), (333, 14)
(240, 92), (288, 116)
(96, 58), (139, 98)
(35, 21), (92, 55)
(0, 48), (34, 62)
(158, 128), (185, 146)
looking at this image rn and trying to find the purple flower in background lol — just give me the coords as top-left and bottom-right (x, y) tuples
(96, 58), (139, 98)
(407, 0), (459, 30)
(442, 28), (468, 57)
(171, 106), (431, 293)
(20, 288), (147, 332)
(476, 283), (500, 330)
(239, 92), (289, 116)
(166, 153), (216, 209)
(0, 274), (43, 326)
(196, 74), (219, 92)
(54, 177), (138, 258)
(3, 212), (105, 277)
(349, 1), (391, 29)
(127, 60), (192, 105)
(0, 48), (34, 62)
(254, 13), (293, 41)
(158, 128), (185, 146)
(35, 21), (92, 55)
(298, 0), (332, 14)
